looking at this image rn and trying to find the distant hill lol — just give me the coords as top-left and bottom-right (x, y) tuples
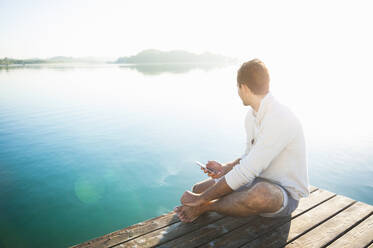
(1, 50), (236, 66)
(113, 49), (237, 64)
(0, 57), (46, 65)
(0, 56), (112, 65)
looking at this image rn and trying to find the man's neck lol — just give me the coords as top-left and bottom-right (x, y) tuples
(250, 94), (266, 113)
(251, 99), (261, 113)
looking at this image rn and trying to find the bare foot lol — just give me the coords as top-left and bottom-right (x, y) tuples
(174, 204), (208, 223)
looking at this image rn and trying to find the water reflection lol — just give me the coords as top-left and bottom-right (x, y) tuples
(119, 63), (231, 75)
(0, 64), (114, 73)
(0, 63), (232, 75)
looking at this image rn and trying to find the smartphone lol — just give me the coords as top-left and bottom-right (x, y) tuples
(195, 161), (216, 173)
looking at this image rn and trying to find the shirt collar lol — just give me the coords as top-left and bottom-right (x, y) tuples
(252, 92), (273, 122)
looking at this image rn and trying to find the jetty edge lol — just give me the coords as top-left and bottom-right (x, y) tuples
(71, 185), (373, 248)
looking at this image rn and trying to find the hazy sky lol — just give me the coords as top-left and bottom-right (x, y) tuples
(1, 0), (372, 60)
(2, 0), (373, 92)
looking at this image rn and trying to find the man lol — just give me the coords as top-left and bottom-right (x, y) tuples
(174, 59), (309, 222)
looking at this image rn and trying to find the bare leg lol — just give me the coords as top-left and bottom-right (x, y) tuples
(176, 181), (283, 222)
(191, 178), (216, 194)
(207, 181), (283, 216)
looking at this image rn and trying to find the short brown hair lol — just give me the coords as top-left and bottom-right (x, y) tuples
(237, 59), (270, 95)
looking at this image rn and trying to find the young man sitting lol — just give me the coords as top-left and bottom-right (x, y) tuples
(174, 59), (309, 222)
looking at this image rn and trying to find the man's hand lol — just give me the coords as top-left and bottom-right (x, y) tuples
(201, 160), (239, 179)
(200, 160), (224, 178)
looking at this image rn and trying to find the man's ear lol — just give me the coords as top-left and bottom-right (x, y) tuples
(241, 84), (250, 93)
(244, 85), (256, 100)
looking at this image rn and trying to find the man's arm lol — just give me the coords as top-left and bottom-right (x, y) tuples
(225, 116), (299, 190)
(221, 158), (241, 175)
(204, 158), (241, 179)
(198, 158), (245, 203)
(180, 160), (240, 207)
(200, 176), (233, 203)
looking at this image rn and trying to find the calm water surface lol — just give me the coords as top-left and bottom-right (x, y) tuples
(0, 64), (372, 247)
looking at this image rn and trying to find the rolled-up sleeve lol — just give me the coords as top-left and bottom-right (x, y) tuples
(225, 115), (298, 190)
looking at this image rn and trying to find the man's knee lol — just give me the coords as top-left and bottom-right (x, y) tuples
(244, 182), (283, 212)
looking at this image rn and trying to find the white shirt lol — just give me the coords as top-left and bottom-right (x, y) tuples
(224, 92), (310, 200)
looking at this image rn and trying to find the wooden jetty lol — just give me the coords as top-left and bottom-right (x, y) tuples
(71, 185), (373, 248)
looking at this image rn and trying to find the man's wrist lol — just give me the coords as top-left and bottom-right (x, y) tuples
(222, 163), (234, 174)
(220, 158), (241, 177)
(225, 158), (239, 167)
(232, 158), (241, 167)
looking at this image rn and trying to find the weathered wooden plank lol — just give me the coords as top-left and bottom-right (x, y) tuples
(366, 241), (373, 248)
(155, 215), (259, 248)
(309, 185), (318, 192)
(286, 202), (373, 248)
(110, 212), (225, 248)
(243, 196), (362, 248)
(238, 194), (355, 248)
(71, 184), (319, 248)
(70, 212), (181, 248)
(327, 214), (373, 248)
(182, 189), (336, 248)
(291, 189), (334, 217)
(112, 185), (320, 248)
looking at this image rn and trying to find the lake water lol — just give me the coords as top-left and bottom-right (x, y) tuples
(0, 63), (372, 248)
